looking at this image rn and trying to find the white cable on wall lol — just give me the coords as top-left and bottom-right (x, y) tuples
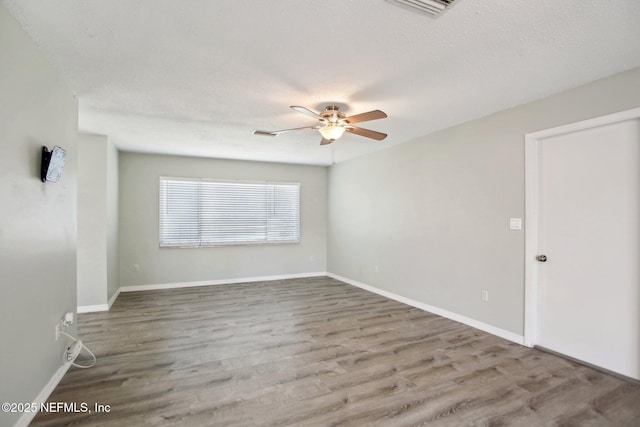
(59, 330), (97, 369)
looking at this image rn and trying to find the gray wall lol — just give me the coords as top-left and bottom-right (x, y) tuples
(77, 134), (108, 306)
(77, 134), (119, 307)
(0, 5), (78, 426)
(328, 67), (640, 335)
(119, 152), (327, 286)
(107, 141), (119, 301)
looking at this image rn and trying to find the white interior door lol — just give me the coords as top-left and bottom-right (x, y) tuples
(531, 115), (640, 380)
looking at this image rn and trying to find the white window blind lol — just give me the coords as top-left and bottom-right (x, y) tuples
(159, 177), (300, 247)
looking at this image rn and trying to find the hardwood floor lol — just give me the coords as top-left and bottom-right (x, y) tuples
(31, 277), (640, 426)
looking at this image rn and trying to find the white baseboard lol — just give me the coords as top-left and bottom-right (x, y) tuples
(77, 288), (121, 313)
(108, 287), (121, 309)
(119, 271), (328, 293)
(327, 272), (525, 345)
(77, 272), (327, 314)
(77, 304), (109, 313)
(14, 360), (73, 427)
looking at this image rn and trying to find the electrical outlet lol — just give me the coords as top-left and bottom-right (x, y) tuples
(55, 324), (61, 340)
(63, 312), (74, 327)
(374, 265), (379, 273)
(133, 264), (140, 272)
(481, 289), (489, 302)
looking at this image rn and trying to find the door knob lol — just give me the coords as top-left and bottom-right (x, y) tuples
(536, 255), (547, 262)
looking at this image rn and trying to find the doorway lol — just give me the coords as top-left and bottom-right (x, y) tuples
(524, 108), (640, 380)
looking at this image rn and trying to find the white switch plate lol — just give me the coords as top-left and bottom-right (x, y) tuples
(509, 218), (522, 230)
(481, 289), (489, 302)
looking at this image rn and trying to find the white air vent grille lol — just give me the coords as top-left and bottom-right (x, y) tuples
(386, 0), (457, 17)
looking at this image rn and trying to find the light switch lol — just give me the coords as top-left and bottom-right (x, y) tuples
(509, 218), (522, 230)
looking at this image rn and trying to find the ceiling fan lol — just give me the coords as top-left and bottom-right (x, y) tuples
(253, 105), (388, 145)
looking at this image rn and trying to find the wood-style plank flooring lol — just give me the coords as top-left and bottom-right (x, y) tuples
(31, 277), (640, 426)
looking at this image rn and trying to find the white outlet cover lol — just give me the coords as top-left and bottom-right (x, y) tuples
(509, 218), (522, 230)
(64, 312), (74, 325)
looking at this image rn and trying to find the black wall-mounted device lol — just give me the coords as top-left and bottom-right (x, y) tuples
(41, 146), (67, 183)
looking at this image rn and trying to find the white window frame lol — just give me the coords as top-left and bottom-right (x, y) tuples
(159, 176), (300, 248)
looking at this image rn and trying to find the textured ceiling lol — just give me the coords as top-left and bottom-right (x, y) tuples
(4, 0), (640, 165)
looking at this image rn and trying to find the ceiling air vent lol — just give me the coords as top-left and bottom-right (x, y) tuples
(386, 0), (458, 17)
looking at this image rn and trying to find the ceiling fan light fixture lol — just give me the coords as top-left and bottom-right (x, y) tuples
(319, 124), (346, 141)
(254, 105), (387, 144)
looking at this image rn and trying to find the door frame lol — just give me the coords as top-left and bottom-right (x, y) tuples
(523, 107), (640, 348)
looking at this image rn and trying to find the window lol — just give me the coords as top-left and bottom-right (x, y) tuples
(159, 177), (300, 247)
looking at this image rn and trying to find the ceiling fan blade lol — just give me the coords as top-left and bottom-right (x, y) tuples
(346, 126), (387, 141)
(320, 137), (333, 145)
(291, 105), (321, 119)
(253, 126), (318, 136)
(344, 110), (387, 124)
(252, 130), (277, 137)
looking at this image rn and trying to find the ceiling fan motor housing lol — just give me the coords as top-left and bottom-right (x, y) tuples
(320, 106), (346, 124)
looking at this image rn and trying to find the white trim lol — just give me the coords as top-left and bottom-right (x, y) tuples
(527, 107), (640, 140)
(14, 360), (73, 427)
(76, 288), (120, 313)
(77, 288), (121, 313)
(327, 273), (524, 345)
(523, 107), (640, 348)
(77, 304), (109, 313)
(78, 273), (326, 312)
(119, 272), (328, 293)
(524, 130), (540, 347)
(108, 287), (121, 309)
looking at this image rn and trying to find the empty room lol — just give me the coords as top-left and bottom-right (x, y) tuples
(2, 1), (640, 426)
